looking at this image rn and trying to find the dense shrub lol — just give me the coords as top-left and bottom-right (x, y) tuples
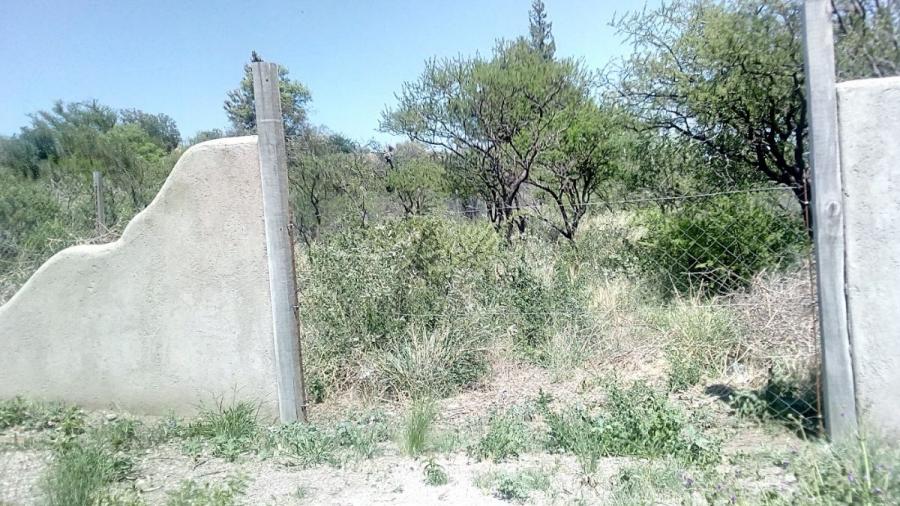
(637, 192), (806, 296)
(299, 217), (503, 398)
(500, 239), (594, 363)
(299, 216), (601, 398)
(0, 171), (73, 263)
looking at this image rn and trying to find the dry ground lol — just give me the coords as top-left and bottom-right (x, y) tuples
(1, 355), (809, 506)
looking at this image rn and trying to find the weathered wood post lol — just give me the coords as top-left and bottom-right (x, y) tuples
(801, 0), (858, 441)
(251, 61), (308, 423)
(92, 171), (105, 234)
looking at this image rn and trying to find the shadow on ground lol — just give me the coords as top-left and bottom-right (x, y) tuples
(706, 375), (821, 437)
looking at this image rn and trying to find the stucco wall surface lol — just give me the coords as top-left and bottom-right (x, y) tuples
(0, 136), (279, 417)
(837, 76), (900, 436)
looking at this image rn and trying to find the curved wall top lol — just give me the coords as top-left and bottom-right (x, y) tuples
(0, 136), (280, 417)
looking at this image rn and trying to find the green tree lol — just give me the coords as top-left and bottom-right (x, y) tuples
(224, 63), (312, 138)
(288, 130), (377, 243)
(382, 142), (448, 216)
(527, 104), (628, 240)
(613, 0), (811, 218)
(0, 136), (39, 179)
(4, 101), (176, 219)
(382, 39), (594, 238)
(188, 129), (226, 146)
(613, 0), (900, 227)
(833, 0), (900, 79)
(529, 0), (556, 60)
(97, 123), (169, 209)
(119, 109), (181, 151)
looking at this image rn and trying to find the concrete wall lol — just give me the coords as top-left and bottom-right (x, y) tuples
(837, 76), (900, 436)
(0, 136), (280, 417)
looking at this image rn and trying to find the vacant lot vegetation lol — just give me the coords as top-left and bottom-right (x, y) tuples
(3, 378), (899, 505)
(4, 0), (899, 503)
(297, 199), (811, 403)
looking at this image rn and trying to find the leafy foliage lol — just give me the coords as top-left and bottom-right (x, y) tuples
(469, 408), (533, 462)
(545, 382), (719, 468)
(423, 457), (449, 486)
(382, 142), (448, 216)
(224, 63), (311, 138)
(833, 0), (900, 80)
(613, 0), (811, 216)
(637, 193), (806, 296)
(166, 476), (246, 506)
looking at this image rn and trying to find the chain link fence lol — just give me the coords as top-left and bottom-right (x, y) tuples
(586, 188), (821, 434)
(0, 179), (822, 433)
(294, 184), (822, 433)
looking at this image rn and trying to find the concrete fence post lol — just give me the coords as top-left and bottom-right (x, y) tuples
(251, 61), (308, 423)
(801, 0), (858, 441)
(93, 171), (105, 234)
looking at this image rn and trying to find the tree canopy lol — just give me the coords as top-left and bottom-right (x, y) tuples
(382, 37), (607, 238)
(224, 63), (312, 138)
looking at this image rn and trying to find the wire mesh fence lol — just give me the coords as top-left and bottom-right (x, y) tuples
(0, 180), (822, 433)
(294, 185), (822, 433)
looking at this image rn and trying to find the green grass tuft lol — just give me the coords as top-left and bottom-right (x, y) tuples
(476, 467), (553, 503)
(40, 440), (134, 506)
(401, 399), (436, 457)
(187, 400), (260, 462)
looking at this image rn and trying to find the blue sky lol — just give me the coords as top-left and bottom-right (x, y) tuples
(0, 0), (646, 144)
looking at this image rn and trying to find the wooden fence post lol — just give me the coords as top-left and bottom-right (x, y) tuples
(92, 171), (105, 234)
(801, 0), (858, 441)
(251, 61), (308, 423)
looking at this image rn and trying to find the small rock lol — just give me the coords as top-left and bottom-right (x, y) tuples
(105, 413), (118, 421)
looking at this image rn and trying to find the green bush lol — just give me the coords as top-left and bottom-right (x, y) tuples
(332, 411), (391, 459)
(423, 457), (449, 486)
(637, 193), (806, 296)
(300, 216), (601, 397)
(277, 423), (339, 467)
(476, 467), (552, 503)
(277, 410), (391, 467)
(469, 409), (533, 462)
(0, 172), (70, 263)
(0, 396), (85, 439)
(545, 382), (718, 468)
(300, 217), (501, 398)
(497, 241), (594, 364)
